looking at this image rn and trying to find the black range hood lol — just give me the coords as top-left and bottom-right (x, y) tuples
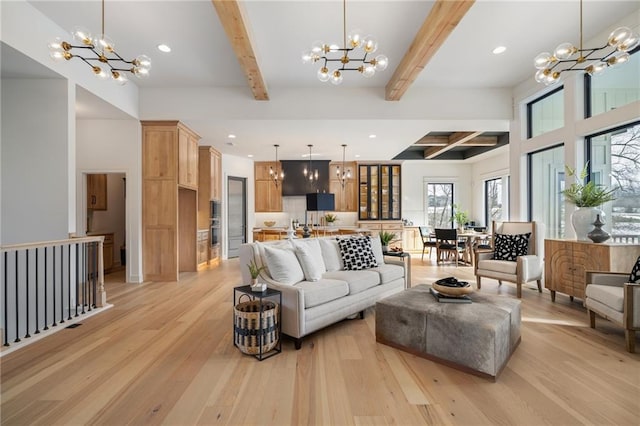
(281, 160), (330, 196)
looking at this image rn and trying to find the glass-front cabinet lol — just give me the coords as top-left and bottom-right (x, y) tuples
(359, 164), (401, 220)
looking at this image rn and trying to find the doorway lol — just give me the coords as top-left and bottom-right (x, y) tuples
(227, 176), (247, 258)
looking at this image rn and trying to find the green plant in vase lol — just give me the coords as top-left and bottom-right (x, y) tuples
(450, 204), (469, 231)
(562, 163), (617, 241)
(324, 213), (338, 226)
(379, 231), (397, 252)
(247, 260), (265, 285)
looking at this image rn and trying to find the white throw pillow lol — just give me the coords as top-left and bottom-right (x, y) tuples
(369, 235), (385, 266)
(292, 239), (326, 281)
(319, 238), (343, 271)
(262, 245), (304, 285)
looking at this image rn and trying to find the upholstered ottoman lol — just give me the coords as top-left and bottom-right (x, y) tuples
(375, 284), (521, 380)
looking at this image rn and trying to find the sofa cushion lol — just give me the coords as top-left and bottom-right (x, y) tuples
(494, 233), (530, 261)
(291, 239), (326, 282)
(295, 279), (349, 308)
(477, 259), (518, 275)
(319, 238), (343, 272)
(323, 270), (380, 295)
(371, 263), (404, 284)
(262, 245), (304, 285)
(586, 284), (624, 313)
(338, 236), (378, 270)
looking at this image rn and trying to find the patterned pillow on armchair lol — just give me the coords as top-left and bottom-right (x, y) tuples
(493, 233), (531, 262)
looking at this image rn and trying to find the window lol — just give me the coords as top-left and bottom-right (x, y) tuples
(484, 177), (509, 225)
(586, 49), (640, 117)
(528, 145), (566, 238)
(527, 86), (564, 138)
(426, 183), (453, 228)
(587, 121), (640, 242)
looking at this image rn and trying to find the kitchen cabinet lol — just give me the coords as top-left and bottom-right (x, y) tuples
(198, 146), (222, 266)
(357, 221), (404, 250)
(254, 162), (282, 212)
(87, 174), (107, 210)
(329, 162), (357, 212)
(544, 239), (640, 301)
(141, 121), (200, 281)
(358, 164), (401, 220)
(178, 127), (199, 189)
(402, 226), (422, 253)
(197, 230), (209, 265)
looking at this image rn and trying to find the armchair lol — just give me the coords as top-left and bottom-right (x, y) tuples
(585, 271), (638, 353)
(474, 221), (544, 298)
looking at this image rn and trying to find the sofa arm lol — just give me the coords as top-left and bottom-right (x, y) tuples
(259, 278), (305, 339)
(586, 271), (629, 287)
(517, 255), (542, 283)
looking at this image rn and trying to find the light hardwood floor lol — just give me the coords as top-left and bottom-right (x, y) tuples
(1, 257), (639, 425)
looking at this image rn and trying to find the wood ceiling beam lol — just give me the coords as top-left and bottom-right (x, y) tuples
(385, 0), (475, 101)
(416, 135), (498, 146)
(212, 0), (269, 100)
(423, 131), (482, 159)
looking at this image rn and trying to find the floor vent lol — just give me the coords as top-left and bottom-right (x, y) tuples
(65, 324), (82, 329)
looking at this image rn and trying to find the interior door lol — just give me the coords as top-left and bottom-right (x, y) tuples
(227, 176), (246, 258)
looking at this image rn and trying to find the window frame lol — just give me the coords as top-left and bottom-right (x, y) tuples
(526, 85), (564, 139)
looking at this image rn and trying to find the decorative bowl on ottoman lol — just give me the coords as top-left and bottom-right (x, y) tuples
(432, 277), (474, 296)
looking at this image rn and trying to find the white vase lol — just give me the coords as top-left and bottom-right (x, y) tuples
(571, 207), (604, 241)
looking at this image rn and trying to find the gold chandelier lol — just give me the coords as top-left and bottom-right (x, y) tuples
(47, 0), (151, 85)
(303, 145), (319, 182)
(336, 144), (351, 189)
(534, 0), (639, 85)
(302, 0), (388, 85)
(269, 144), (284, 188)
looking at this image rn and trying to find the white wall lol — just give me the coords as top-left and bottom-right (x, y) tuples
(221, 153), (254, 256)
(401, 161), (473, 227)
(76, 119), (142, 283)
(1, 79), (71, 244)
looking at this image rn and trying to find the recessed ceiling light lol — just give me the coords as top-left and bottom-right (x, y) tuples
(369, 134), (377, 139)
(247, 154), (254, 158)
(157, 44), (171, 53)
(228, 134), (236, 139)
(492, 46), (506, 55)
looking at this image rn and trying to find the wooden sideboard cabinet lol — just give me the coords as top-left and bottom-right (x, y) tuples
(544, 239), (640, 302)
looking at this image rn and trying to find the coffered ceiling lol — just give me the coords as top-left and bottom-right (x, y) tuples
(8, 0), (640, 161)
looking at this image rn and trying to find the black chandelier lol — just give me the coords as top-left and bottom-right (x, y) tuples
(269, 144), (284, 188)
(336, 144), (351, 189)
(47, 0), (151, 85)
(303, 144), (319, 183)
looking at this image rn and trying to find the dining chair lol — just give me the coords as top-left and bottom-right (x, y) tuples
(418, 226), (437, 260)
(434, 228), (465, 266)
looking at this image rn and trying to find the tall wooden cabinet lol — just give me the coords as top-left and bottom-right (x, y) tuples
(544, 239), (640, 301)
(142, 121), (200, 281)
(329, 162), (357, 212)
(198, 146), (222, 265)
(87, 174), (107, 210)
(254, 161), (282, 212)
(358, 164), (401, 220)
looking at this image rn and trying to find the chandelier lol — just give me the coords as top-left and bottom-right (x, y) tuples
(302, 0), (388, 85)
(269, 144), (284, 188)
(303, 145), (319, 182)
(336, 144), (352, 189)
(47, 0), (151, 85)
(533, 0), (639, 85)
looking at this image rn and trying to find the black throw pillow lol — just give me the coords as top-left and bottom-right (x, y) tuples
(629, 256), (640, 283)
(493, 233), (531, 262)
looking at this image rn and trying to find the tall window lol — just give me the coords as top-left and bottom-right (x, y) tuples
(426, 183), (453, 228)
(587, 121), (640, 241)
(529, 145), (566, 238)
(587, 50), (639, 117)
(527, 86), (564, 138)
(485, 177), (508, 225)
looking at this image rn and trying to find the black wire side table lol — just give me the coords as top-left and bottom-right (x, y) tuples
(233, 285), (282, 361)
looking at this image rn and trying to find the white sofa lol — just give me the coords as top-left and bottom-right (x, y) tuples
(239, 235), (405, 349)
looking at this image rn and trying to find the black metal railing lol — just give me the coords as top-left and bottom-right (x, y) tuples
(1, 236), (107, 347)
